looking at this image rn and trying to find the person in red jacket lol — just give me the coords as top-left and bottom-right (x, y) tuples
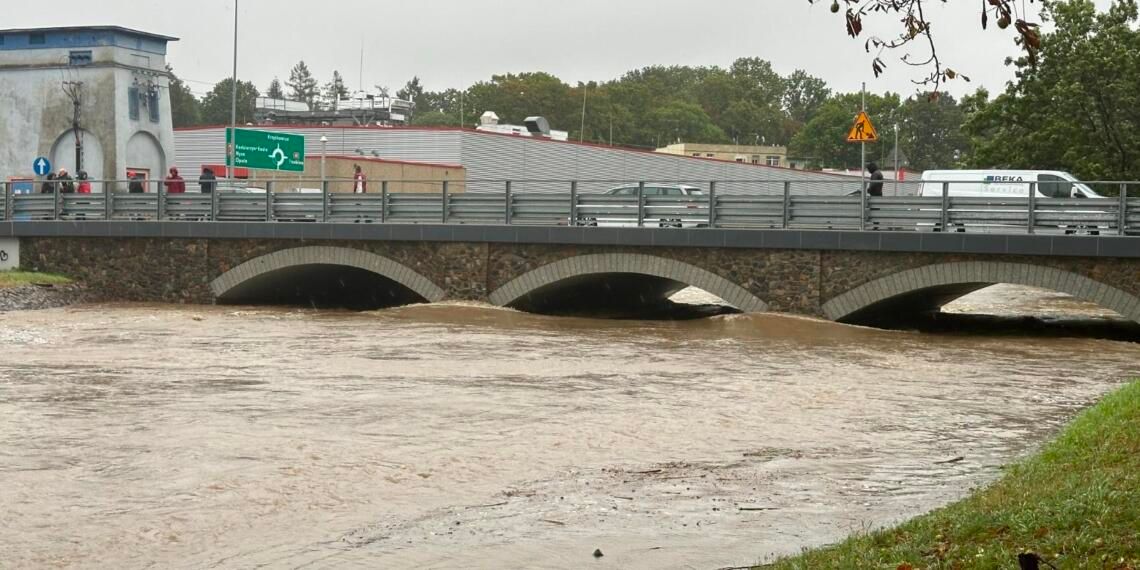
(163, 167), (186, 194)
(353, 164), (367, 193)
(76, 171), (92, 194)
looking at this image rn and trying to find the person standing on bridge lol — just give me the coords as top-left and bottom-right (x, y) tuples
(163, 167), (186, 194)
(128, 172), (145, 194)
(40, 173), (57, 194)
(866, 162), (885, 197)
(353, 164), (367, 194)
(57, 169), (75, 194)
(198, 167), (217, 194)
(76, 171), (92, 194)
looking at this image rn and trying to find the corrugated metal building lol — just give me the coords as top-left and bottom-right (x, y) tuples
(175, 126), (864, 195)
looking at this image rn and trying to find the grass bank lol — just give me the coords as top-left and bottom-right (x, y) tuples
(762, 380), (1140, 569)
(0, 270), (72, 288)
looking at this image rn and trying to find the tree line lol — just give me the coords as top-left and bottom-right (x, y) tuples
(169, 0), (1139, 180)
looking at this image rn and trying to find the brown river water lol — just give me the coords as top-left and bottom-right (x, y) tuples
(2, 285), (1138, 569)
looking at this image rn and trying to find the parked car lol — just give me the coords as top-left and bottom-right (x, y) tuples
(575, 184), (706, 228)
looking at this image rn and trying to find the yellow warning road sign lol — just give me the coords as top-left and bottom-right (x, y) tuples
(846, 111), (878, 142)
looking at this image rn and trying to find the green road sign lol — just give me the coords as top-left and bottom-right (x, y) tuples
(226, 128), (306, 172)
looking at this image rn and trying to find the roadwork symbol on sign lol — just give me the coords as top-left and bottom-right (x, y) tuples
(846, 111), (878, 142)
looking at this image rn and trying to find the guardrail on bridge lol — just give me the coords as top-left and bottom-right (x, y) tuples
(2, 178), (1137, 236)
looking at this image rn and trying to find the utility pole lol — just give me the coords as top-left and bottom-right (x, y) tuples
(893, 123), (900, 196)
(226, 0), (239, 179)
(579, 83), (588, 143)
(62, 81), (84, 172)
(860, 82), (866, 189)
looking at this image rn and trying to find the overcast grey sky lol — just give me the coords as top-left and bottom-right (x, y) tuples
(5, 0), (1113, 99)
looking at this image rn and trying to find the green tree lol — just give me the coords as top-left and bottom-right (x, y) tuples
(965, 0), (1140, 180)
(199, 78), (259, 125)
(166, 65), (200, 127)
(897, 93), (970, 170)
(410, 110), (457, 127)
(266, 78), (284, 100)
(645, 100), (728, 147)
(783, 70), (831, 126)
(322, 70), (349, 110)
(397, 76), (426, 105)
(465, 72), (576, 128)
(286, 60), (319, 110)
(789, 92), (901, 169)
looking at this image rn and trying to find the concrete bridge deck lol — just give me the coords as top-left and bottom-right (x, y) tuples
(7, 221), (1140, 324)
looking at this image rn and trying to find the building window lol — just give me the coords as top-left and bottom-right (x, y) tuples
(751, 155), (760, 164)
(147, 90), (160, 122)
(0, 35), (5, 46)
(68, 50), (93, 66)
(766, 156), (781, 167)
(706, 153), (714, 158)
(128, 87), (140, 120)
(29, 33), (46, 45)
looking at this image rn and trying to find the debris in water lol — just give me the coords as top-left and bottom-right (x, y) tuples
(934, 456), (965, 464)
(593, 548), (604, 558)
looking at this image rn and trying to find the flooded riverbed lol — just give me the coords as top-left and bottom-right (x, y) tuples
(1, 286), (1137, 569)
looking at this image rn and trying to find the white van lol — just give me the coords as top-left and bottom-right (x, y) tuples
(918, 170), (1108, 234)
(919, 170), (1102, 199)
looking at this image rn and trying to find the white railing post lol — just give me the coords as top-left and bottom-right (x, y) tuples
(4, 181), (13, 221)
(859, 178), (867, 231)
(1119, 183), (1128, 236)
(441, 180), (449, 224)
(504, 180), (512, 225)
(156, 179), (165, 221)
(1027, 182), (1037, 234)
(321, 180), (330, 223)
(569, 181), (577, 227)
(708, 181), (717, 228)
(264, 181), (274, 222)
(782, 181), (791, 229)
(637, 181), (645, 227)
(940, 182), (950, 232)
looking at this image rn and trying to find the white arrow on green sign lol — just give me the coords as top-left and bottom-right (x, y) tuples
(226, 128), (306, 172)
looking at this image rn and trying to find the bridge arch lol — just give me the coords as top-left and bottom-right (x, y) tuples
(488, 253), (768, 313)
(210, 246), (445, 307)
(823, 261), (1140, 324)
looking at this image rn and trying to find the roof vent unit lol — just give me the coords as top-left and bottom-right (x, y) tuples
(480, 111), (500, 126)
(524, 116), (551, 137)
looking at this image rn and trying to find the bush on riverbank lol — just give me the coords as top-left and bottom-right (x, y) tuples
(0, 270), (71, 288)
(761, 380), (1140, 570)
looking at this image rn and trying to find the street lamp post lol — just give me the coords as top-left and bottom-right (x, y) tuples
(893, 123), (900, 196)
(227, 0), (239, 180)
(320, 135), (328, 184)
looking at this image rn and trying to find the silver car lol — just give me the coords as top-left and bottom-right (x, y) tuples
(575, 184), (706, 228)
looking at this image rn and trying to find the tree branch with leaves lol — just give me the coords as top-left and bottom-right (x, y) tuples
(809, 0), (1043, 92)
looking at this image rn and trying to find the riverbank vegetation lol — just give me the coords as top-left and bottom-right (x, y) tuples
(0, 270), (72, 288)
(761, 380), (1140, 569)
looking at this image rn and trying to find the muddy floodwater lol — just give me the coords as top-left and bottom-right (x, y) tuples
(1, 285), (1138, 569)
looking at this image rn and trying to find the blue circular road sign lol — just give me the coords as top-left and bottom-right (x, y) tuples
(33, 157), (52, 176)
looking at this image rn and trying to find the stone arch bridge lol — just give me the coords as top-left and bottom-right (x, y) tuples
(10, 222), (1140, 324)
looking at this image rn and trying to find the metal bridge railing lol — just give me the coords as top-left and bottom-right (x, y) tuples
(1, 178), (1136, 236)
